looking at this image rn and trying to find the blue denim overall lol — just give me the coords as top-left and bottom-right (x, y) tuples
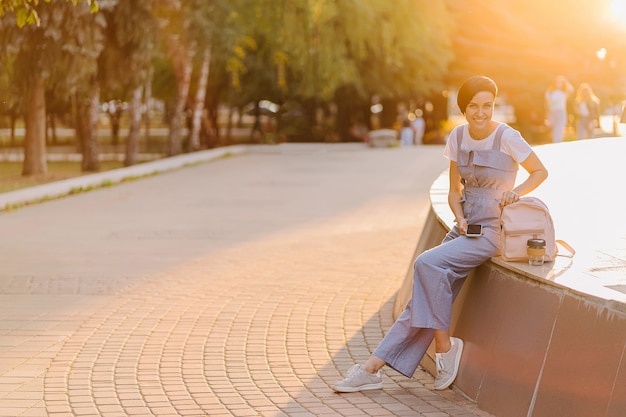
(373, 123), (519, 377)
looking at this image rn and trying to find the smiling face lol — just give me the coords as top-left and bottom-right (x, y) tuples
(464, 91), (495, 132)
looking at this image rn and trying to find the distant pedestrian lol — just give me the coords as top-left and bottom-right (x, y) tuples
(545, 75), (574, 143)
(399, 119), (414, 146)
(349, 120), (370, 142)
(574, 83), (600, 139)
(411, 109), (426, 145)
(250, 101), (264, 142)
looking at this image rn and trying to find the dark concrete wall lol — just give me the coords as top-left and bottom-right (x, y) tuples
(394, 206), (626, 417)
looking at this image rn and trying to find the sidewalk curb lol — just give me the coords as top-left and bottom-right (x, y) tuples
(0, 145), (248, 211)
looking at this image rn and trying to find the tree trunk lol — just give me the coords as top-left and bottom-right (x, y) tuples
(188, 45), (211, 152)
(379, 97), (398, 129)
(167, 48), (193, 156)
(200, 114), (213, 148)
(45, 114), (49, 145)
(77, 80), (101, 172)
(125, 86), (143, 167)
(334, 84), (369, 141)
(72, 94), (82, 153)
(108, 101), (122, 146)
(226, 105), (234, 144)
(22, 74), (47, 176)
(205, 98), (220, 147)
(143, 66), (153, 150)
(10, 110), (17, 147)
(47, 114), (58, 145)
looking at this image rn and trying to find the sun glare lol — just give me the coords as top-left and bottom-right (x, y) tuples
(610, 0), (626, 27)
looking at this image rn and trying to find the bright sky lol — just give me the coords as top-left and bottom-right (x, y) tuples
(610, 0), (626, 26)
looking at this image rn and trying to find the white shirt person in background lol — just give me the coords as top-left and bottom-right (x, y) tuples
(411, 109), (425, 145)
(399, 119), (415, 146)
(545, 75), (574, 143)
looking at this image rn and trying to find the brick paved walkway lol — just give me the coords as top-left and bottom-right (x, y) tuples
(0, 144), (493, 416)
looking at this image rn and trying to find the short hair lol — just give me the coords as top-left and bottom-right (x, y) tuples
(457, 76), (498, 114)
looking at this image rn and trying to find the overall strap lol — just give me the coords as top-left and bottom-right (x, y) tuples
(455, 125), (464, 149)
(456, 123), (507, 150)
(492, 124), (508, 150)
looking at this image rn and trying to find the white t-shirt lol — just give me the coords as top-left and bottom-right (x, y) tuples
(411, 117), (425, 144)
(545, 90), (568, 112)
(443, 124), (532, 164)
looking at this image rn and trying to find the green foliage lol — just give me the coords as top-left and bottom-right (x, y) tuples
(8, 1), (106, 91)
(5, 0), (626, 148)
(0, 0), (98, 27)
(343, 0), (453, 99)
(229, 0), (453, 106)
(98, 0), (155, 100)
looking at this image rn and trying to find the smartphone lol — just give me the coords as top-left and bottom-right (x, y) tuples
(466, 224), (483, 237)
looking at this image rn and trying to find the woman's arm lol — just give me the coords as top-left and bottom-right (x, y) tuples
(501, 151), (548, 206)
(448, 160), (468, 234)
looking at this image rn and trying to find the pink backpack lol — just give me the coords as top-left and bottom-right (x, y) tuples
(500, 196), (574, 262)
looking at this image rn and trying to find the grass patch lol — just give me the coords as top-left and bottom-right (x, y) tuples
(0, 161), (125, 194)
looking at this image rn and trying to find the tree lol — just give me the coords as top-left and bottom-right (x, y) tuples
(54, 2), (107, 172)
(333, 0), (454, 134)
(257, 1), (454, 138)
(0, 1), (107, 175)
(0, 51), (22, 145)
(0, 0), (98, 27)
(184, 0), (224, 152)
(98, 0), (155, 166)
(74, 75), (102, 172)
(150, 0), (197, 156)
(211, 1), (453, 142)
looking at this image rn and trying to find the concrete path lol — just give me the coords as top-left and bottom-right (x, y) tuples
(0, 143), (493, 417)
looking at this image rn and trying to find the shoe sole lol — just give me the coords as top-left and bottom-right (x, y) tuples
(332, 382), (383, 393)
(433, 338), (464, 390)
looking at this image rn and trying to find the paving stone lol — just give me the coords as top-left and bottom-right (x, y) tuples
(0, 144), (493, 416)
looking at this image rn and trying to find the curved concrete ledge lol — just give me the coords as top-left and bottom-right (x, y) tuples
(394, 137), (626, 417)
(0, 145), (248, 211)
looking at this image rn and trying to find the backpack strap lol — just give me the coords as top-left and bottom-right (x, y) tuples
(556, 239), (576, 258)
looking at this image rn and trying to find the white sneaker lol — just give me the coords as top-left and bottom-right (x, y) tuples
(332, 364), (383, 393)
(433, 337), (464, 390)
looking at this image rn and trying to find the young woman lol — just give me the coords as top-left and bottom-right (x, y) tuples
(574, 83), (600, 139)
(545, 75), (574, 143)
(332, 76), (548, 392)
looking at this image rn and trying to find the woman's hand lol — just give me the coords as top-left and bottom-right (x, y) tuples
(457, 218), (468, 235)
(500, 190), (520, 207)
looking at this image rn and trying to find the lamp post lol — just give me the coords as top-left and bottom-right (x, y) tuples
(596, 48), (619, 135)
